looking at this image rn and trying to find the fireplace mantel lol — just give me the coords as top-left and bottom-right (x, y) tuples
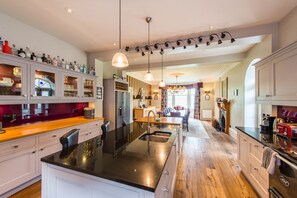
(217, 100), (230, 134)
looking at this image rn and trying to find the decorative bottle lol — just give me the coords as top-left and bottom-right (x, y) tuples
(11, 44), (18, 56)
(74, 61), (78, 72)
(61, 58), (66, 68)
(56, 56), (62, 67)
(2, 41), (12, 54)
(52, 57), (58, 66)
(18, 48), (26, 58)
(41, 53), (48, 63)
(31, 52), (37, 61)
(47, 55), (53, 65)
(24, 47), (31, 58)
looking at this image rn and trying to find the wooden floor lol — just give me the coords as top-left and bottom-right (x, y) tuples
(10, 120), (258, 198)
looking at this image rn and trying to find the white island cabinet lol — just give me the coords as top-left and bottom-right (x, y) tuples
(42, 138), (178, 198)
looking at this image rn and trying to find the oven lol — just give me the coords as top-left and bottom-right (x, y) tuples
(269, 154), (297, 198)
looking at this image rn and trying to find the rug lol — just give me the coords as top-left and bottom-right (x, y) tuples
(182, 118), (210, 139)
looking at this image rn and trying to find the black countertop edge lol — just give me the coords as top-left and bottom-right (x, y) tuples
(235, 126), (297, 165)
(41, 127), (178, 193)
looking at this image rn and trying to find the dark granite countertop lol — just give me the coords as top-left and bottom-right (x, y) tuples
(236, 127), (297, 165)
(41, 122), (178, 192)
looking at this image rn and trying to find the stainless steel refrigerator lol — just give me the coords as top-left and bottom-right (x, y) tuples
(115, 91), (130, 129)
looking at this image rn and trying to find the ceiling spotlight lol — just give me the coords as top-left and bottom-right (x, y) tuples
(154, 43), (159, 49)
(221, 31), (235, 43)
(172, 46), (175, 50)
(187, 39), (192, 45)
(165, 41), (169, 48)
(135, 46), (140, 52)
(195, 44), (198, 48)
(198, 36), (203, 43)
(206, 41), (210, 46)
(210, 33), (222, 45)
(176, 40), (182, 46)
(218, 40), (222, 44)
(142, 51), (145, 56)
(183, 45), (186, 49)
(160, 48), (164, 53)
(150, 51), (153, 54)
(145, 45), (149, 51)
(125, 46), (129, 52)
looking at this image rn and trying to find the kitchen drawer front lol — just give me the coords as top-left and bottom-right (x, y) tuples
(0, 136), (36, 156)
(249, 139), (264, 163)
(38, 129), (65, 147)
(249, 155), (269, 198)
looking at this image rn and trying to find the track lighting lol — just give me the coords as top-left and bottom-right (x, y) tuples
(221, 31), (236, 43)
(210, 33), (222, 44)
(160, 48), (164, 53)
(125, 46), (129, 52)
(125, 30), (235, 55)
(150, 51), (153, 54)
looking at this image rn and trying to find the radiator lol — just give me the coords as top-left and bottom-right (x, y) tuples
(202, 109), (212, 120)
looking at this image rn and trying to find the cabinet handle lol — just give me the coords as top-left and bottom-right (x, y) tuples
(40, 148), (44, 151)
(163, 170), (169, 175)
(22, 94), (27, 97)
(32, 151), (36, 154)
(13, 145), (19, 148)
(52, 135), (57, 138)
(254, 145), (259, 148)
(85, 134), (89, 136)
(163, 188), (169, 193)
(254, 167), (258, 171)
(30, 94), (35, 97)
(243, 139), (247, 142)
(265, 95), (271, 97)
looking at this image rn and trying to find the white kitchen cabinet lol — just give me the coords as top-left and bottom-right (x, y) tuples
(0, 52), (97, 104)
(237, 132), (249, 176)
(236, 130), (268, 198)
(78, 120), (102, 143)
(255, 40), (297, 105)
(0, 53), (29, 103)
(37, 143), (62, 175)
(0, 146), (37, 195)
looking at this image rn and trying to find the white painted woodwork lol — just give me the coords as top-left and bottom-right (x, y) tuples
(0, 147), (36, 195)
(255, 40), (297, 105)
(0, 119), (102, 196)
(0, 53), (96, 104)
(42, 135), (178, 198)
(134, 107), (156, 120)
(237, 130), (268, 198)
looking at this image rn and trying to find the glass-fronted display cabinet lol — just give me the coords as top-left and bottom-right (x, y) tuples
(83, 78), (95, 98)
(0, 57), (28, 101)
(30, 65), (58, 100)
(62, 74), (78, 98)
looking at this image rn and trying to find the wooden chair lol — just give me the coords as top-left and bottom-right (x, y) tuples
(183, 110), (190, 132)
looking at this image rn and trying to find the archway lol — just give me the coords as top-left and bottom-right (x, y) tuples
(244, 59), (261, 127)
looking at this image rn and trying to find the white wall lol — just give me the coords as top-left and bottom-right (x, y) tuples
(279, 6), (297, 48)
(0, 12), (86, 64)
(200, 82), (215, 120)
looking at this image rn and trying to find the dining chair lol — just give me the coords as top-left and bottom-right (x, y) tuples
(170, 112), (181, 117)
(183, 111), (190, 131)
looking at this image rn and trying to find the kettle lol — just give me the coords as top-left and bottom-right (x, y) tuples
(273, 118), (285, 132)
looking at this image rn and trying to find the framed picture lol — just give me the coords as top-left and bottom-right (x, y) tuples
(205, 94), (210, 100)
(97, 86), (103, 99)
(221, 77), (228, 99)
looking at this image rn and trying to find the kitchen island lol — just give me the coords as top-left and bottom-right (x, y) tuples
(41, 122), (181, 198)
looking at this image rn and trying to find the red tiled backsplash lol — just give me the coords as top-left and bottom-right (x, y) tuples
(0, 103), (88, 128)
(277, 106), (297, 123)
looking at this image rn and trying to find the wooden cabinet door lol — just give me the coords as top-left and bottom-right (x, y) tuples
(271, 49), (297, 101)
(256, 61), (272, 101)
(237, 132), (249, 176)
(0, 147), (36, 195)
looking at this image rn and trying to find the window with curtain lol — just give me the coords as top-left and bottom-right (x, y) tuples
(167, 88), (195, 117)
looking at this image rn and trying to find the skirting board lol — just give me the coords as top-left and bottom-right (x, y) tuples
(229, 127), (237, 141)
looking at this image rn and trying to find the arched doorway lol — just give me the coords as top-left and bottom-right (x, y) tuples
(244, 59), (261, 127)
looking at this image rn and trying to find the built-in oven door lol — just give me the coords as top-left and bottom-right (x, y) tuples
(269, 155), (297, 198)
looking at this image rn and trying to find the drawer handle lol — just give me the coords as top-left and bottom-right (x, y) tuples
(265, 95), (271, 97)
(13, 145), (19, 148)
(22, 94), (27, 97)
(32, 151), (36, 154)
(52, 135), (57, 138)
(163, 170), (169, 175)
(254, 167), (258, 171)
(86, 134), (89, 136)
(40, 148), (44, 151)
(254, 145), (259, 148)
(243, 139), (247, 142)
(163, 188), (169, 193)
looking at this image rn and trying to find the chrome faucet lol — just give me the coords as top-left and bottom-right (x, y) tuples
(147, 110), (156, 134)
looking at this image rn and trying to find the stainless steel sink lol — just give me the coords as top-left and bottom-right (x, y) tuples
(139, 132), (171, 143)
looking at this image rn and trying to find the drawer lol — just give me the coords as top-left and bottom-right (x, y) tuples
(249, 139), (264, 162)
(249, 155), (269, 185)
(38, 129), (64, 146)
(0, 136), (36, 156)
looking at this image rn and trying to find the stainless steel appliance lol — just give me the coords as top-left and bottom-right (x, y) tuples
(115, 91), (130, 129)
(269, 154), (297, 197)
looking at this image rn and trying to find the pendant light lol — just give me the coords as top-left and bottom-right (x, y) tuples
(144, 17), (154, 81)
(112, 0), (129, 67)
(159, 52), (166, 87)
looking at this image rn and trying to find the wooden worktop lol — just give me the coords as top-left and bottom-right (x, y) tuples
(0, 116), (104, 143)
(135, 116), (182, 125)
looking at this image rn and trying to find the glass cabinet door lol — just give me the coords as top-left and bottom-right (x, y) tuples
(31, 65), (58, 99)
(62, 74), (79, 98)
(83, 78), (95, 98)
(0, 57), (28, 101)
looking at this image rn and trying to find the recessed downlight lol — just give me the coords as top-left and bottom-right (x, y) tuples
(210, 26), (214, 30)
(113, 42), (117, 46)
(66, 8), (73, 13)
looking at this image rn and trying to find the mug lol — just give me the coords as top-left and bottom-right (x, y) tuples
(0, 78), (14, 86)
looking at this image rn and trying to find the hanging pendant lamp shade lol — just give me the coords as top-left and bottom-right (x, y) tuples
(159, 52), (166, 87)
(144, 17), (154, 82)
(112, 0), (129, 67)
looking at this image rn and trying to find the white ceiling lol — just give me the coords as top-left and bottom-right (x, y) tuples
(0, 0), (296, 52)
(0, 0), (296, 84)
